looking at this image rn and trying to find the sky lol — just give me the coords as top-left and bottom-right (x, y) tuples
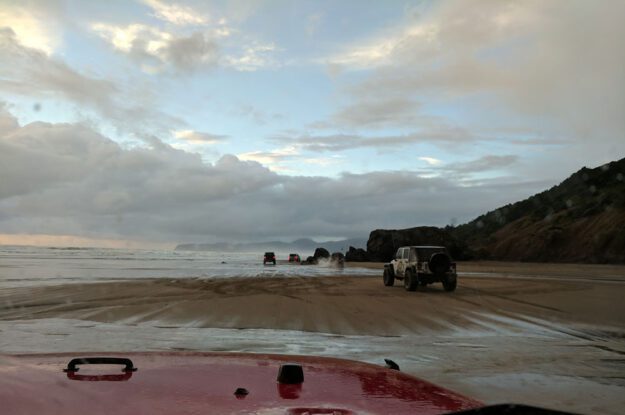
(0, 0), (624, 248)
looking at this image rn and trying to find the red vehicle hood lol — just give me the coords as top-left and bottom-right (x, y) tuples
(0, 352), (482, 415)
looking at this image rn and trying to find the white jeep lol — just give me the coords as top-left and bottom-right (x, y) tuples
(383, 246), (457, 292)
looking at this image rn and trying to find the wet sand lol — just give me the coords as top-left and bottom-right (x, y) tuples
(2, 265), (624, 333)
(1, 262), (625, 414)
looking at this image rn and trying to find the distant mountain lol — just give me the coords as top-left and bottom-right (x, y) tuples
(175, 237), (367, 255)
(364, 158), (625, 263)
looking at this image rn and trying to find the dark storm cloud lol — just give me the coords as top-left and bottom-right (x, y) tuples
(0, 108), (546, 243)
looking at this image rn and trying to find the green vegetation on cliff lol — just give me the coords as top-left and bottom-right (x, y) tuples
(365, 158), (625, 263)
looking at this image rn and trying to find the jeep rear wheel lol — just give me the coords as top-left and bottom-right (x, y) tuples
(404, 269), (418, 291)
(442, 275), (457, 292)
(383, 266), (395, 287)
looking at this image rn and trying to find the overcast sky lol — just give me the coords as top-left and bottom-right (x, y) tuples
(1, 0), (624, 248)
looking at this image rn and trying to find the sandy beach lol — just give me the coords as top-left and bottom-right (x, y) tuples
(2, 262), (625, 333)
(2, 261), (625, 414)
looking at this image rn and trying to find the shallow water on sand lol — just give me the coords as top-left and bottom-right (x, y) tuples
(0, 245), (377, 288)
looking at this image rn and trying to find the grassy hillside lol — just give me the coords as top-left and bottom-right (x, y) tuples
(453, 158), (625, 263)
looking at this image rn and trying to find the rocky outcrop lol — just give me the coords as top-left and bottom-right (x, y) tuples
(313, 247), (330, 259)
(345, 246), (368, 262)
(366, 226), (469, 262)
(302, 247), (331, 264)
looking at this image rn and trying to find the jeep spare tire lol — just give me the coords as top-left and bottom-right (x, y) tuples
(428, 252), (451, 275)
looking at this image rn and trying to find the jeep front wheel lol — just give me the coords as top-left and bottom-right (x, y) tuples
(404, 269), (418, 291)
(383, 266), (395, 287)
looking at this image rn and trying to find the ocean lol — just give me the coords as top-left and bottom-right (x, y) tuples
(0, 245), (378, 289)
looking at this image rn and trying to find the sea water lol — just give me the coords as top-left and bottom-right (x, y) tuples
(0, 245), (378, 289)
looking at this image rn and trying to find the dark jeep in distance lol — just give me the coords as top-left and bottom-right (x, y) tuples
(383, 246), (457, 292)
(263, 252), (276, 265)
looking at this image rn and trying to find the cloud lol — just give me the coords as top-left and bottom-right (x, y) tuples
(237, 146), (299, 172)
(0, 28), (183, 135)
(325, 1), (542, 72)
(325, 20), (438, 69)
(336, 1), (625, 135)
(318, 0), (625, 172)
(174, 130), (228, 144)
(142, 0), (209, 26)
(312, 98), (422, 129)
(0, 2), (60, 54)
(91, 23), (219, 72)
(0, 102), (19, 134)
(92, 19), (278, 73)
(0, 115), (121, 200)
(237, 146), (344, 173)
(423, 155), (519, 180)
(165, 31), (219, 70)
(271, 126), (477, 152)
(412, 155), (521, 185)
(443, 155), (518, 174)
(419, 157), (442, 166)
(221, 41), (279, 71)
(0, 28), (114, 115)
(0, 108), (548, 243)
